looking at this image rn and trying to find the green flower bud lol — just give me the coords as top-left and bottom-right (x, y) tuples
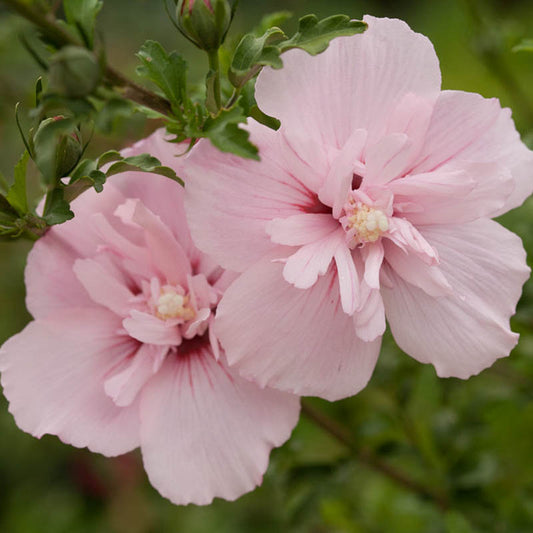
(33, 116), (83, 187)
(48, 46), (101, 98)
(176, 0), (232, 51)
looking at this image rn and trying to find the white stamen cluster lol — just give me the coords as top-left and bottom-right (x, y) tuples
(156, 291), (196, 321)
(344, 203), (389, 245)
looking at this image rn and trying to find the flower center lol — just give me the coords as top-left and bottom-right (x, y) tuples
(342, 200), (389, 247)
(156, 290), (196, 321)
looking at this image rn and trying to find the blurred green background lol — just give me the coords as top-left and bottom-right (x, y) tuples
(1, 0), (533, 531)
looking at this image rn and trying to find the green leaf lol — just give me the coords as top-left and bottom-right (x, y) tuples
(105, 154), (184, 185)
(136, 41), (188, 111)
(279, 14), (367, 55)
(229, 27), (286, 88)
(15, 103), (33, 158)
(513, 38), (533, 53)
(97, 150), (122, 169)
(254, 11), (293, 35)
(6, 151), (29, 216)
(42, 188), (75, 226)
(203, 108), (259, 160)
(63, 0), (103, 49)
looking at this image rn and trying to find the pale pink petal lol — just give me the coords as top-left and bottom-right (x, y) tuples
(0, 309), (140, 456)
(412, 90), (533, 213)
(115, 199), (191, 286)
(383, 240), (452, 297)
(184, 120), (315, 272)
(382, 219), (530, 378)
(362, 243), (385, 289)
(104, 344), (168, 407)
(123, 310), (182, 346)
(255, 16), (441, 149)
(266, 213), (338, 246)
(279, 130), (330, 191)
(73, 258), (135, 316)
(387, 217), (438, 264)
(318, 128), (367, 215)
(25, 232), (95, 319)
(283, 232), (342, 289)
(334, 243), (360, 315)
(139, 347), (300, 505)
(365, 133), (413, 185)
(216, 260), (381, 400)
(353, 289), (386, 342)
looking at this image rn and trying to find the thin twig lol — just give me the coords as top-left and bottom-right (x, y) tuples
(301, 400), (450, 511)
(1, 0), (173, 116)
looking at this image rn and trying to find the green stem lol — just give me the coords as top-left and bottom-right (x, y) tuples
(1, 0), (173, 116)
(301, 400), (450, 511)
(207, 49), (222, 113)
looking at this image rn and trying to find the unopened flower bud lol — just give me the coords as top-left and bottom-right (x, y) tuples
(176, 0), (232, 51)
(48, 46), (101, 98)
(33, 116), (83, 187)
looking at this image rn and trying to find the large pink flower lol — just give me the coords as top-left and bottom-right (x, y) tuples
(0, 131), (300, 505)
(183, 16), (532, 401)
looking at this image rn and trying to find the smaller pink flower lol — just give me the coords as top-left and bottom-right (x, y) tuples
(0, 130), (300, 505)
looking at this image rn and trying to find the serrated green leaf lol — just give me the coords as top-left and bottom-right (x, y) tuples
(6, 151), (29, 216)
(136, 41), (188, 111)
(105, 153), (184, 185)
(43, 188), (74, 226)
(513, 38), (533, 53)
(229, 27), (285, 88)
(63, 0), (103, 49)
(97, 150), (122, 169)
(279, 14), (366, 55)
(203, 108), (259, 160)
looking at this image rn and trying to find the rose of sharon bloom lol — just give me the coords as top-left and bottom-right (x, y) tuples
(184, 16), (533, 401)
(0, 131), (300, 505)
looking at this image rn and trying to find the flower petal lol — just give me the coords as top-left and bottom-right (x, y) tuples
(73, 258), (135, 316)
(382, 219), (530, 378)
(283, 232), (342, 289)
(184, 120), (315, 272)
(123, 310), (182, 346)
(216, 260), (381, 400)
(255, 16), (441, 149)
(104, 343), (167, 407)
(139, 347), (300, 505)
(0, 309), (140, 456)
(412, 90), (533, 214)
(266, 213), (338, 246)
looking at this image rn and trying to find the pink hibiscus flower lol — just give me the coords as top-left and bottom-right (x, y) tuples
(0, 131), (300, 505)
(183, 16), (533, 401)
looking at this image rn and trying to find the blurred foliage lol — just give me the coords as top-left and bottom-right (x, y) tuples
(0, 0), (533, 532)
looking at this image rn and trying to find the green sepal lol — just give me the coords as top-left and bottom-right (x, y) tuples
(63, 0), (104, 49)
(33, 117), (83, 187)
